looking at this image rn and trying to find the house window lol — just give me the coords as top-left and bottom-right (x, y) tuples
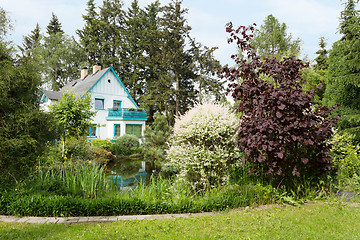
(114, 124), (121, 137)
(113, 100), (121, 109)
(95, 98), (104, 109)
(89, 124), (97, 137)
(126, 124), (142, 137)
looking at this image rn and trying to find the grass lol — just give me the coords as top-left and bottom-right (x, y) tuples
(1, 203), (360, 239)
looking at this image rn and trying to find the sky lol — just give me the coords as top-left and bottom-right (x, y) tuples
(0, 0), (345, 66)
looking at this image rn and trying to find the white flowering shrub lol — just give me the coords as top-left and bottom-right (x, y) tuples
(168, 102), (239, 192)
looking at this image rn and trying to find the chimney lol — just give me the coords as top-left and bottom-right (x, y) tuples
(93, 63), (101, 74)
(80, 67), (88, 79)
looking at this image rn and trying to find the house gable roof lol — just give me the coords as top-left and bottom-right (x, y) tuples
(58, 67), (139, 108)
(42, 90), (62, 101)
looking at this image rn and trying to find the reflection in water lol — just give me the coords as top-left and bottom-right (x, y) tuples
(107, 158), (157, 190)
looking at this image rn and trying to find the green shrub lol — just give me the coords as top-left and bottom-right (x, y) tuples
(331, 131), (360, 191)
(90, 139), (113, 151)
(111, 134), (141, 155)
(168, 102), (240, 192)
(144, 112), (172, 161)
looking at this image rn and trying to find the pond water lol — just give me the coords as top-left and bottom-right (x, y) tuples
(106, 157), (159, 190)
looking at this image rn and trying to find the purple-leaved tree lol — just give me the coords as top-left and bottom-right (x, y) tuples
(221, 23), (339, 186)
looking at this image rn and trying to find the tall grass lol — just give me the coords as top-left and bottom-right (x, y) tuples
(30, 161), (115, 198)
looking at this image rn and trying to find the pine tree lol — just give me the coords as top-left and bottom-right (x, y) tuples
(19, 23), (42, 58)
(46, 12), (64, 35)
(99, 0), (124, 69)
(314, 36), (328, 71)
(77, 0), (102, 65)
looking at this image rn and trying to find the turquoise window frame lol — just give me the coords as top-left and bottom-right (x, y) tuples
(125, 124), (142, 137)
(88, 124), (97, 137)
(95, 98), (104, 110)
(113, 100), (122, 109)
(114, 124), (121, 137)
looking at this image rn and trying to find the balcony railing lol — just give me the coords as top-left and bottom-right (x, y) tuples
(107, 108), (147, 120)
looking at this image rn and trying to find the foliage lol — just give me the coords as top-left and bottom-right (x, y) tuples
(77, 0), (222, 124)
(90, 138), (113, 151)
(168, 102), (239, 192)
(49, 91), (95, 138)
(27, 161), (112, 199)
(0, 7), (13, 41)
(221, 23), (338, 187)
(0, 176), (275, 217)
(0, 41), (56, 184)
(41, 32), (87, 91)
(63, 136), (96, 162)
(331, 131), (360, 191)
(325, 0), (360, 139)
(301, 68), (327, 102)
(144, 112), (172, 160)
(314, 36), (329, 71)
(46, 12), (64, 35)
(111, 134), (141, 156)
(249, 14), (302, 60)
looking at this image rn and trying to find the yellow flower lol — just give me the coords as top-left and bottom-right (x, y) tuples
(64, 156), (67, 160)
(89, 161), (92, 164)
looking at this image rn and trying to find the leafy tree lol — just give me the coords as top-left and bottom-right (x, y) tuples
(46, 12), (64, 35)
(49, 91), (95, 156)
(19, 23), (42, 57)
(325, 0), (360, 140)
(221, 23), (338, 188)
(249, 14), (302, 59)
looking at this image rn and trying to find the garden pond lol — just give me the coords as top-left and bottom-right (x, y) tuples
(106, 157), (161, 190)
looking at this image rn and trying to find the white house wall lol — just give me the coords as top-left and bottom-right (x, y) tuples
(88, 69), (146, 140)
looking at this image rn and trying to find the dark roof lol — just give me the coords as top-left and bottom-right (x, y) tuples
(61, 67), (110, 97)
(43, 90), (62, 101)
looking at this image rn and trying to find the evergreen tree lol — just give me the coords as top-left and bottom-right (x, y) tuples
(325, 0), (360, 140)
(314, 36), (328, 71)
(160, 0), (195, 117)
(42, 32), (87, 90)
(189, 40), (222, 102)
(46, 12), (64, 35)
(99, 0), (124, 69)
(77, 0), (102, 65)
(250, 14), (302, 59)
(19, 23), (42, 58)
(119, 0), (145, 102)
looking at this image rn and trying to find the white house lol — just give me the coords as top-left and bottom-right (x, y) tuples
(40, 65), (147, 140)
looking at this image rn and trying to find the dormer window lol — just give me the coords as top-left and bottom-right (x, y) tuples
(95, 98), (104, 110)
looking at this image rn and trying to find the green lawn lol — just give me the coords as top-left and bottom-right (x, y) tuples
(1, 203), (359, 240)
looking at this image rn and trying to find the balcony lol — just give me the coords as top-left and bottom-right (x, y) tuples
(106, 108), (147, 121)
